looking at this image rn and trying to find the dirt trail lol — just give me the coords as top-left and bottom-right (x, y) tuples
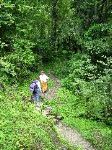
(57, 123), (95, 150)
(44, 75), (96, 150)
(44, 75), (61, 100)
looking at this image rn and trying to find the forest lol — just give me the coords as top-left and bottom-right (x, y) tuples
(0, 0), (112, 150)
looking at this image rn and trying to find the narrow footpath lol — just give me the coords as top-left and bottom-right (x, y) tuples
(44, 75), (96, 150)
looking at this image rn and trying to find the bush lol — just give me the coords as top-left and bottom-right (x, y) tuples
(0, 41), (38, 82)
(55, 54), (112, 125)
(0, 86), (76, 150)
(45, 87), (112, 150)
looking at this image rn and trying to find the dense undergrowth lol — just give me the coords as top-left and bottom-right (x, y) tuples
(0, 1), (111, 150)
(46, 54), (112, 125)
(44, 54), (112, 150)
(0, 75), (76, 150)
(44, 88), (112, 150)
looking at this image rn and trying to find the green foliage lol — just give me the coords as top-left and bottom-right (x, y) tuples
(47, 54), (111, 125)
(0, 0), (52, 81)
(1, 0), (112, 149)
(0, 58), (16, 77)
(45, 88), (112, 150)
(0, 81), (76, 150)
(84, 23), (112, 60)
(66, 117), (112, 150)
(1, 0), (112, 81)
(0, 48), (35, 82)
(0, 92), (53, 149)
(60, 55), (112, 125)
(64, 54), (98, 80)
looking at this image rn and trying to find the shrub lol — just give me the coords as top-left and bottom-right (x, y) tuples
(58, 54), (112, 125)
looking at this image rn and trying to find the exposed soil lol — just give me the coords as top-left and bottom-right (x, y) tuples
(44, 75), (96, 150)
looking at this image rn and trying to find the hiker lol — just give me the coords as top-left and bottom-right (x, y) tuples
(39, 71), (49, 93)
(30, 78), (41, 106)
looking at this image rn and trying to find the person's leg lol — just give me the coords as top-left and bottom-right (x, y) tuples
(44, 82), (48, 93)
(35, 94), (42, 107)
(41, 82), (48, 93)
(41, 82), (45, 93)
(36, 94), (39, 102)
(33, 94), (39, 106)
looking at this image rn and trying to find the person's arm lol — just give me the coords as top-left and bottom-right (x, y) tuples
(30, 83), (35, 93)
(45, 75), (49, 80)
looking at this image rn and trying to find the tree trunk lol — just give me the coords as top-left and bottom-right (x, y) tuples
(51, 0), (58, 55)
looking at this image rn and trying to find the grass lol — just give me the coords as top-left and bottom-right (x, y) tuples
(65, 117), (112, 150)
(1, 60), (111, 150)
(48, 78), (55, 89)
(44, 87), (112, 150)
(0, 73), (78, 150)
(0, 91), (55, 150)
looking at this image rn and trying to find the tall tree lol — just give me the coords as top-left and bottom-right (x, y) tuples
(51, 0), (58, 55)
